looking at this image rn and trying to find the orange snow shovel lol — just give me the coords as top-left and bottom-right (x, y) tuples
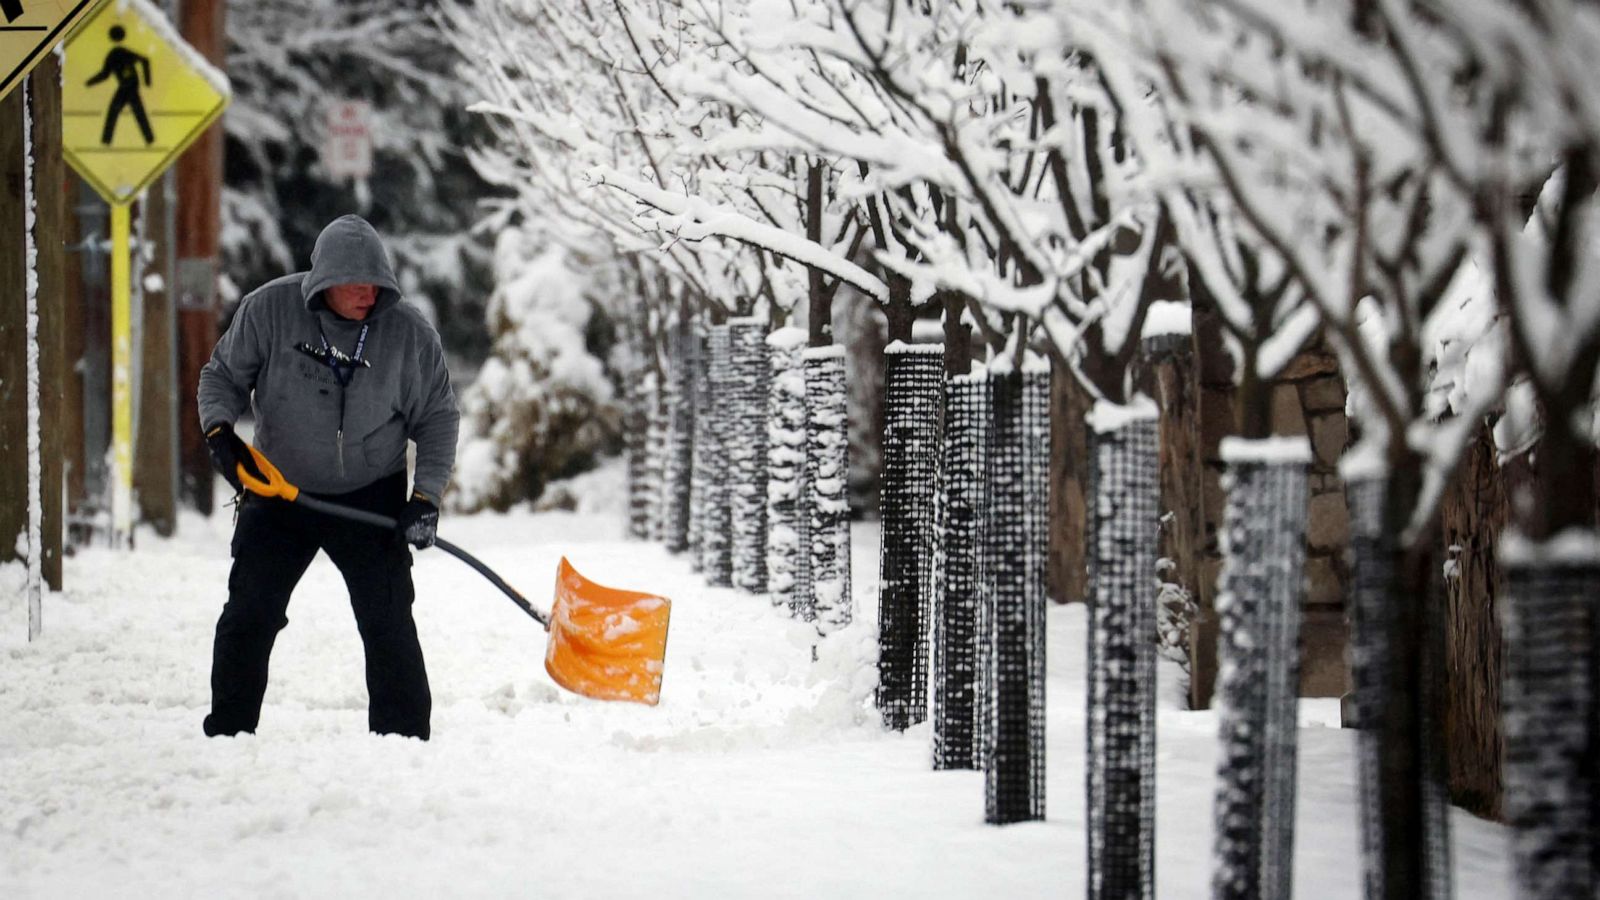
(236, 446), (672, 705)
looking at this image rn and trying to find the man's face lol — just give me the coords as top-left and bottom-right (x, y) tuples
(326, 283), (378, 321)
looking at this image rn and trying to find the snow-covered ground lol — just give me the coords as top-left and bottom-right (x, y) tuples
(2, 499), (1511, 898)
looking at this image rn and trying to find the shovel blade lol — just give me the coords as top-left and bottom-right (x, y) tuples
(544, 557), (671, 705)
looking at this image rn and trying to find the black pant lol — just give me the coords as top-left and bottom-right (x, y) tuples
(204, 471), (431, 739)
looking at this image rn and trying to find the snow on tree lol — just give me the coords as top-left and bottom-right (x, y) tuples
(766, 327), (812, 618)
(224, 0), (499, 362)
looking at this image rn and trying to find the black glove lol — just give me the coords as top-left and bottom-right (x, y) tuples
(204, 422), (264, 494)
(397, 493), (439, 549)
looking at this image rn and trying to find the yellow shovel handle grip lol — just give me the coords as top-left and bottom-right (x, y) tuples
(239, 444), (300, 502)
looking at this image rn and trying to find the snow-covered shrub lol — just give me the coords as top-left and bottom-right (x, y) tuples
(449, 230), (618, 512)
(1154, 557), (1195, 675)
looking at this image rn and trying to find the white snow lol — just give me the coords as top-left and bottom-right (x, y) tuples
(1086, 395), (1160, 433)
(802, 344), (847, 361)
(116, 0), (232, 98)
(1219, 436), (1313, 465)
(765, 327), (808, 350)
(1499, 528), (1600, 566)
(884, 340), (945, 356)
(1145, 299), (1196, 337)
(0, 497), (1512, 897)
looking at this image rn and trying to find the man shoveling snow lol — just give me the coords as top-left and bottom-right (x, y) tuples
(196, 214), (459, 740)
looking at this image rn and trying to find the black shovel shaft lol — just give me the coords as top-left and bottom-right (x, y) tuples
(292, 493), (551, 628)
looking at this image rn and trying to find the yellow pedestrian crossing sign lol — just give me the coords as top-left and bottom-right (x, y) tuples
(62, 0), (228, 205)
(0, 0), (105, 102)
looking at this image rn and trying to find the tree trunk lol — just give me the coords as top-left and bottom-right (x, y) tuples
(806, 162), (830, 348)
(940, 291), (971, 377)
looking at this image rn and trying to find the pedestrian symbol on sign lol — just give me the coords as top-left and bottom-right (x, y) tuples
(87, 25), (154, 145)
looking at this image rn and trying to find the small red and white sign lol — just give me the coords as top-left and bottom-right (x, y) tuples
(324, 100), (373, 180)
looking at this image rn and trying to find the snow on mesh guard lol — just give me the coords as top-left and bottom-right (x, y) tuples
(1500, 534), (1598, 898)
(805, 347), (851, 635)
(730, 319), (771, 594)
(767, 330), (812, 619)
(700, 324), (734, 586)
(877, 344), (944, 730)
(625, 373), (654, 540)
(983, 369), (1049, 823)
(645, 383), (669, 541)
(1346, 474), (1452, 900)
(688, 326), (710, 570)
(664, 322), (696, 553)
(1210, 447), (1309, 900)
(1086, 411), (1158, 894)
(934, 372), (990, 769)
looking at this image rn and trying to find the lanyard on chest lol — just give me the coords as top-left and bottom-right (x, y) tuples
(318, 322), (369, 477)
(318, 323), (369, 387)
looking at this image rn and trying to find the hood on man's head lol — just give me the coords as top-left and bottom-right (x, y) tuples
(302, 214), (403, 318)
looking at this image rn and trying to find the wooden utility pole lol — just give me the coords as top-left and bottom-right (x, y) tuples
(1, 61), (67, 606)
(0, 85), (26, 569)
(176, 0), (225, 514)
(32, 56), (66, 588)
(135, 172), (178, 535)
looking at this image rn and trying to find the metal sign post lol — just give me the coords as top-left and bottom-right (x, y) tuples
(62, 0), (227, 541)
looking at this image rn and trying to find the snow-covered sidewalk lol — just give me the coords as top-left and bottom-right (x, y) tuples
(2, 505), (1510, 898)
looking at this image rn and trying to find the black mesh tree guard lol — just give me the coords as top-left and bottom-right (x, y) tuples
(700, 324), (734, 586)
(664, 321), (696, 553)
(981, 367), (1050, 824)
(1345, 474), (1452, 900)
(1085, 406), (1159, 898)
(878, 343), (945, 730)
(1021, 370), (1049, 778)
(933, 372), (990, 769)
(730, 318), (771, 594)
(1500, 534), (1599, 899)
(767, 329), (812, 619)
(804, 346), (851, 634)
(625, 373), (653, 539)
(645, 379), (669, 541)
(1210, 440), (1310, 900)
(688, 325), (710, 570)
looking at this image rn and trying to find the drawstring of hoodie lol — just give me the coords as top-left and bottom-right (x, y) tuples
(316, 321), (369, 477)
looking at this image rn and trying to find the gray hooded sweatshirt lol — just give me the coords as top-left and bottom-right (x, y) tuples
(197, 215), (459, 503)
